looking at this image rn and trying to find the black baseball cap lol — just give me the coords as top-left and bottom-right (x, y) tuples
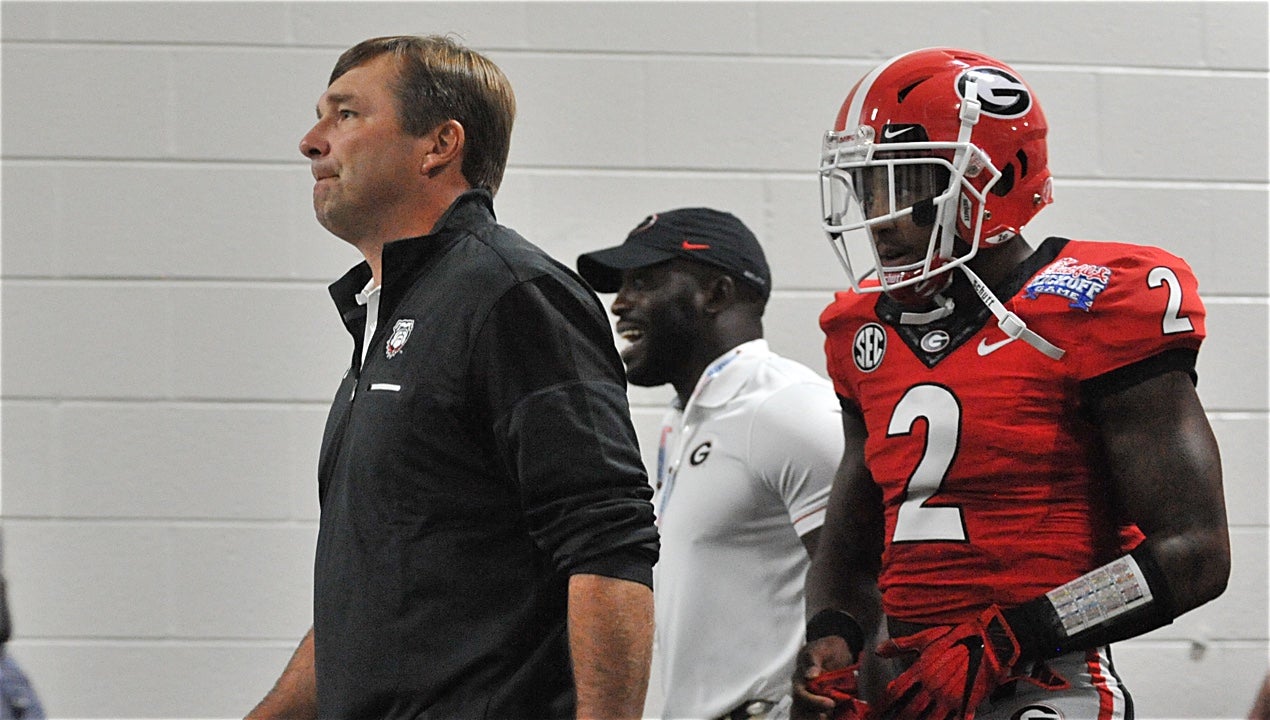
(577, 208), (771, 298)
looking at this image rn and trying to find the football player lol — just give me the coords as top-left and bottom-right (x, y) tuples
(792, 48), (1230, 720)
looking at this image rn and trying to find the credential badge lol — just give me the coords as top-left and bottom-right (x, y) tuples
(386, 318), (415, 359)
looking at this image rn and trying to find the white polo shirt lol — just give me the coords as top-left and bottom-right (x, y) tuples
(650, 339), (843, 720)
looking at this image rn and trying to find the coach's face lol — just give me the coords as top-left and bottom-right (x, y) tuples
(611, 260), (708, 390)
(299, 54), (428, 244)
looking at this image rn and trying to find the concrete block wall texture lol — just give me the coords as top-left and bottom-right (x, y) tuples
(0, 1), (1265, 717)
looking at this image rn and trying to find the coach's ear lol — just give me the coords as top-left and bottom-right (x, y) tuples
(420, 119), (465, 179)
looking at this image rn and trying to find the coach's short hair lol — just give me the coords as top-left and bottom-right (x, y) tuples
(330, 35), (516, 195)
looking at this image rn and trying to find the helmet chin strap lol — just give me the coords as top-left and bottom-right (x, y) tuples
(959, 263), (1066, 360)
(899, 293), (954, 324)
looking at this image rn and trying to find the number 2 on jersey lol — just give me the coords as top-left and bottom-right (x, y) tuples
(888, 268), (1192, 544)
(1147, 266), (1194, 335)
(889, 384), (968, 543)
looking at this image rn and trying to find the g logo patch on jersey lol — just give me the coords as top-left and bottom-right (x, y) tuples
(689, 441), (712, 466)
(920, 330), (950, 353)
(853, 323), (887, 372)
(958, 67), (1031, 118)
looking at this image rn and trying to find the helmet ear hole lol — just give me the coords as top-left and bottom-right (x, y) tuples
(896, 79), (926, 104)
(990, 163), (1015, 197)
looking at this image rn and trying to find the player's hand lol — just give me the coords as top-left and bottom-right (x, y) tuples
(805, 662), (872, 720)
(793, 635), (862, 720)
(875, 606), (1021, 720)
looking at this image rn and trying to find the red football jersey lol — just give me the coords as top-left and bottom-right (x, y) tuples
(821, 238), (1206, 625)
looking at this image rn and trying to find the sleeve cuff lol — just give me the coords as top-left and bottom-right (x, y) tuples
(569, 549), (655, 590)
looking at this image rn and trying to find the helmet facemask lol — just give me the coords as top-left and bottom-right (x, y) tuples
(819, 122), (1002, 307)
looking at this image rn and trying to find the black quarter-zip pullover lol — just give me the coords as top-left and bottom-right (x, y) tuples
(314, 190), (658, 719)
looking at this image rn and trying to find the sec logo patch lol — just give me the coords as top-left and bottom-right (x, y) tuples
(853, 323), (886, 372)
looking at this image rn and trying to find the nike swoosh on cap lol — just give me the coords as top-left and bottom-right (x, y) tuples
(681, 240), (711, 250)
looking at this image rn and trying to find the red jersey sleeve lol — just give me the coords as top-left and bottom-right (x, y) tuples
(1021, 240), (1206, 384)
(820, 290), (872, 401)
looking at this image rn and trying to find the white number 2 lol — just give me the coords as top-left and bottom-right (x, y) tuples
(889, 384), (967, 543)
(1147, 266), (1194, 335)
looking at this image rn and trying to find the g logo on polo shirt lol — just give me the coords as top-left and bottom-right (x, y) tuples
(689, 441), (712, 466)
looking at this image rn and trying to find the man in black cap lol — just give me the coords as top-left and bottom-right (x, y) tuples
(578, 208), (844, 720)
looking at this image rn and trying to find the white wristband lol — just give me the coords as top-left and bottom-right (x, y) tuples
(1045, 555), (1155, 636)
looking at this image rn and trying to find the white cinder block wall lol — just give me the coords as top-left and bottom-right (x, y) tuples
(1, 2), (1266, 717)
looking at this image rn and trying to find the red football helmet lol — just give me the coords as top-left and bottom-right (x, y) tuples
(820, 48), (1053, 302)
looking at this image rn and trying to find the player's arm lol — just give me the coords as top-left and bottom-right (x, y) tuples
(1084, 367), (1229, 630)
(993, 366), (1230, 661)
(567, 573), (654, 720)
(804, 403), (884, 645)
(245, 626), (318, 720)
(792, 402), (885, 719)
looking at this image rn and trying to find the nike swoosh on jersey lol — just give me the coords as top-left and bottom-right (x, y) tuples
(977, 336), (1016, 355)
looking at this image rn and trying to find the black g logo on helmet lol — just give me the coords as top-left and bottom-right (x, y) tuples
(958, 67), (1031, 118)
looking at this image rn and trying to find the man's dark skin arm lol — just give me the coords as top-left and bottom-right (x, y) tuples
(1090, 368), (1229, 620)
(792, 406), (887, 719)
